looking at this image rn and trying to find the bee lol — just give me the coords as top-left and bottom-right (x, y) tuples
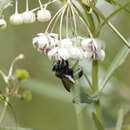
(52, 60), (83, 92)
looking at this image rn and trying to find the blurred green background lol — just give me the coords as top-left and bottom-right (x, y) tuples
(0, 0), (130, 130)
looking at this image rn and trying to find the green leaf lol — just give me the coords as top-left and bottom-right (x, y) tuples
(115, 108), (124, 130)
(0, 126), (34, 130)
(99, 46), (129, 93)
(22, 79), (71, 102)
(88, 4), (130, 48)
(102, 2), (130, 26)
(104, 0), (130, 14)
(104, 0), (120, 6)
(92, 112), (104, 130)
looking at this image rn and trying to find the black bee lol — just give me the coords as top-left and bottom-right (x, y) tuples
(52, 60), (83, 92)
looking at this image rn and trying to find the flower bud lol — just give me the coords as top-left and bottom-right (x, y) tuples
(0, 19), (7, 29)
(16, 69), (28, 81)
(10, 13), (23, 25)
(22, 11), (36, 24)
(37, 9), (51, 22)
(23, 91), (32, 101)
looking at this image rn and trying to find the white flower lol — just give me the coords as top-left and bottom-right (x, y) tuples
(69, 47), (84, 60)
(96, 49), (105, 61)
(58, 48), (70, 60)
(32, 33), (58, 54)
(48, 33), (58, 46)
(48, 47), (58, 60)
(60, 38), (73, 49)
(48, 47), (70, 61)
(95, 39), (106, 51)
(10, 13), (23, 25)
(84, 51), (93, 60)
(22, 11), (36, 24)
(81, 38), (106, 61)
(0, 19), (7, 29)
(81, 38), (97, 52)
(37, 9), (51, 22)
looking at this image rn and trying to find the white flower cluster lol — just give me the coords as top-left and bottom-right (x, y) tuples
(10, 0), (51, 25)
(33, 33), (105, 61)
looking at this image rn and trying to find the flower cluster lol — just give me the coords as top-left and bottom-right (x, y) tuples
(32, 0), (106, 62)
(0, 0), (52, 28)
(33, 33), (105, 61)
(10, 0), (51, 25)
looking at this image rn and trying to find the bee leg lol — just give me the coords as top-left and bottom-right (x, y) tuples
(65, 60), (69, 67)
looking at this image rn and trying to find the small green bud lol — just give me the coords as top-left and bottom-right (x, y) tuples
(0, 95), (4, 100)
(23, 91), (32, 101)
(16, 69), (28, 81)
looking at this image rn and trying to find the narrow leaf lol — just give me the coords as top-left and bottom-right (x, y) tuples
(22, 79), (71, 102)
(115, 108), (124, 130)
(92, 112), (104, 130)
(102, 2), (130, 26)
(99, 46), (129, 93)
(104, 0), (130, 14)
(0, 126), (33, 130)
(104, 0), (120, 6)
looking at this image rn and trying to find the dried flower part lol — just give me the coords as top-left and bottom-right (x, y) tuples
(0, 19), (7, 29)
(37, 9), (51, 22)
(22, 11), (36, 24)
(10, 13), (23, 25)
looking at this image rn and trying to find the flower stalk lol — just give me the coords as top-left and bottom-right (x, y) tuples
(0, 88), (9, 124)
(92, 60), (103, 126)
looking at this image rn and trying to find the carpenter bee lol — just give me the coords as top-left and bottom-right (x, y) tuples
(52, 60), (83, 92)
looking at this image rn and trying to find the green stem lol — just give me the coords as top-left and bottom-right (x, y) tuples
(92, 60), (103, 126)
(71, 86), (86, 130)
(78, 0), (96, 35)
(74, 104), (86, 130)
(0, 88), (9, 124)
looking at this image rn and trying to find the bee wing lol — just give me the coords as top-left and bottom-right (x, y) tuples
(64, 75), (75, 84)
(61, 75), (75, 92)
(61, 79), (71, 92)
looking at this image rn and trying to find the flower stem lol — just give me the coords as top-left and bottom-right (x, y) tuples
(92, 60), (103, 126)
(71, 86), (86, 130)
(0, 88), (9, 124)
